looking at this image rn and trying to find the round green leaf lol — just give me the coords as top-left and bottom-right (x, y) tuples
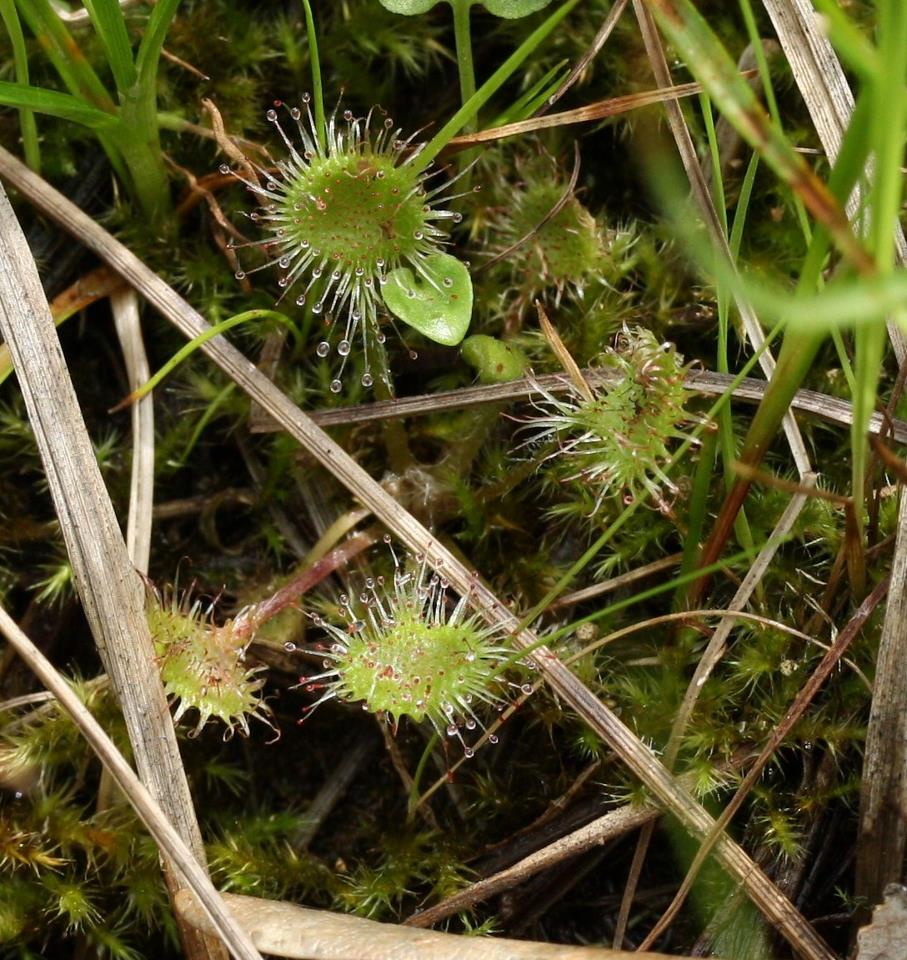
(379, 0), (554, 16)
(461, 335), (530, 383)
(378, 0), (443, 13)
(383, 253), (473, 346)
(481, 0), (554, 17)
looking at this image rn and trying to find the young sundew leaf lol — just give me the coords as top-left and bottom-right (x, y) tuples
(461, 334), (530, 382)
(378, 0), (440, 12)
(383, 253), (473, 346)
(379, 0), (554, 17)
(482, 0), (555, 16)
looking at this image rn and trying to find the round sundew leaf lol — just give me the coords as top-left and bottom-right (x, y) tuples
(378, 0), (442, 13)
(379, 0), (552, 16)
(461, 334), (530, 383)
(481, 0), (555, 16)
(383, 254), (473, 346)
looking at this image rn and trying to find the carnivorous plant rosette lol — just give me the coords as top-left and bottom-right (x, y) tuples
(147, 588), (272, 739)
(226, 98), (474, 391)
(299, 542), (521, 754)
(525, 327), (698, 511)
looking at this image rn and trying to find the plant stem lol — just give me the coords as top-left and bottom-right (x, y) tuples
(0, 0), (40, 172)
(415, 0), (582, 171)
(300, 0), (326, 151)
(451, 0), (477, 130)
(370, 335), (413, 474)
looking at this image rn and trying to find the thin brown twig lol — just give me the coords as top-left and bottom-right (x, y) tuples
(294, 369), (907, 445)
(533, 0), (631, 116)
(447, 75), (755, 150)
(406, 802), (657, 928)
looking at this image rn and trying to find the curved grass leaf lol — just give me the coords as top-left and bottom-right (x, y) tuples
(644, 0), (871, 275)
(379, 0), (553, 12)
(414, 0), (582, 170)
(110, 309), (295, 411)
(0, 82), (118, 129)
(0, 0), (40, 171)
(81, 0), (137, 93)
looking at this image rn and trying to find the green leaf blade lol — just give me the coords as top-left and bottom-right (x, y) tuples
(383, 253), (473, 346)
(0, 81), (119, 129)
(81, 0), (137, 93)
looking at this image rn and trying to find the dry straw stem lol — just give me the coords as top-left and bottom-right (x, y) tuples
(614, 476), (816, 944)
(406, 802), (658, 928)
(0, 606), (263, 960)
(666, 475), (817, 769)
(758, 0), (907, 906)
(857, 491), (907, 905)
(632, 0), (812, 479)
(296, 369), (907, 443)
(0, 182), (228, 960)
(0, 147), (834, 960)
(110, 287), (154, 574)
(638, 573), (890, 950)
(175, 889), (688, 960)
(448, 75), (726, 148)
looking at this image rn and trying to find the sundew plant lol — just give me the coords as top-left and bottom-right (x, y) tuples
(299, 540), (516, 754)
(227, 97), (474, 391)
(0, 1), (905, 959)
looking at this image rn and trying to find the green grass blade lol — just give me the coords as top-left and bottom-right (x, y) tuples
(644, 0), (872, 275)
(0, 81), (119, 129)
(110, 0), (180, 221)
(490, 60), (569, 125)
(699, 91), (754, 554)
(0, 0), (40, 171)
(850, 0), (907, 534)
(133, 0), (180, 93)
(14, 0), (115, 112)
(810, 0), (881, 83)
(112, 310), (295, 409)
(692, 86), (885, 582)
(414, 0), (582, 171)
(298, 0), (326, 151)
(867, 2), (907, 268)
(81, 0), (137, 93)
(737, 0), (811, 245)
